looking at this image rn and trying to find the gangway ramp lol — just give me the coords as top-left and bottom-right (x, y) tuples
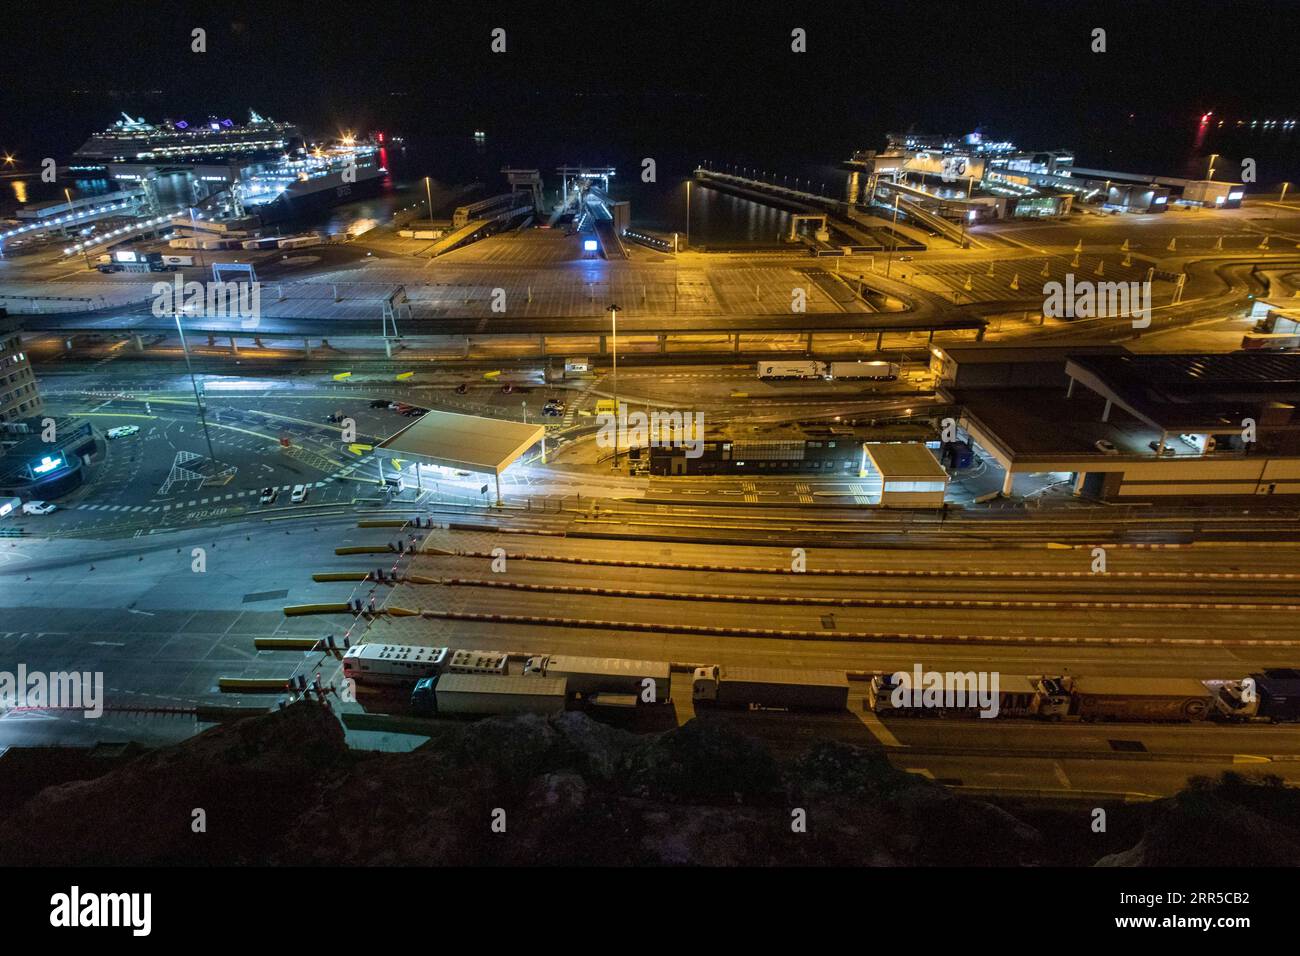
(874, 180), (987, 249)
(423, 203), (533, 258)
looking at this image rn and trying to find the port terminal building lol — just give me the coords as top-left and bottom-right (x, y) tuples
(935, 346), (1300, 499)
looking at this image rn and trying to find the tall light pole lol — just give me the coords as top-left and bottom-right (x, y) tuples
(174, 308), (219, 468)
(64, 188), (90, 270)
(190, 207), (206, 271)
(1207, 154), (1219, 181)
(1278, 181), (1290, 220)
(685, 179), (691, 248)
(424, 175), (434, 222)
(607, 304), (620, 469)
(885, 192), (901, 277)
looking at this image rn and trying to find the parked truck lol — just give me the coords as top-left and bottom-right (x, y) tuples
(827, 361), (900, 381)
(692, 665), (849, 710)
(1065, 676), (1213, 722)
(524, 654), (672, 704)
(411, 673), (567, 717)
(1212, 670), (1300, 723)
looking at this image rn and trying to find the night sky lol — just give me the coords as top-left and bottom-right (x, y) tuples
(2, 0), (1299, 170)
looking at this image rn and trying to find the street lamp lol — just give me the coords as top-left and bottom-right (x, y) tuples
(173, 307), (219, 468)
(685, 179), (691, 247)
(64, 188), (91, 270)
(1278, 181), (1291, 220)
(424, 175), (434, 222)
(1207, 154), (1219, 181)
(607, 304), (621, 469)
(885, 193), (902, 277)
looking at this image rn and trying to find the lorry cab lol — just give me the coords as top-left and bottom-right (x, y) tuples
(1212, 680), (1259, 720)
(691, 665), (720, 702)
(411, 676), (439, 716)
(1031, 676), (1072, 719)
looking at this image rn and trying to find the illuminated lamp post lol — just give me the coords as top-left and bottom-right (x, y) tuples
(607, 304), (620, 469)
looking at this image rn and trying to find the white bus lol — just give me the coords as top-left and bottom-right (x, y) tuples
(342, 643), (449, 686)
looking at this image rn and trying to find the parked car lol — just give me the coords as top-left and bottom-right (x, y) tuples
(22, 501), (56, 515)
(259, 487), (278, 505)
(542, 399), (565, 417)
(400, 406), (428, 417)
(291, 484), (309, 503)
(1148, 440), (1177, 457)
(500, 383), (514, 394)
(368, 399), (390, 408)
(898, 255), (914, 262)
(106, 425), (140, 439)
(1094, 439), (1119, 455)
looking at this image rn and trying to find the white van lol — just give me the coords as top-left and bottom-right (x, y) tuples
(291, 484), (309, 503)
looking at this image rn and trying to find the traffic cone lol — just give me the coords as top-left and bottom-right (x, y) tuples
(1095, 259), (1105, 276)
(1167, 237), (1177, 252)
(1009, 273), (1020, 291)
(963, 275), (973, 291)
(1259, 236), (1271, 250)
(1120, 239), (1130, 251)
(1122, 253), (1132, 267)
(1214, 236), (1223, 250)
(985, 261), (994, 277)
(1070, 253), (1081, 269)
(1040, 260), (1050, 278)
(1073, 239), (1083, 252)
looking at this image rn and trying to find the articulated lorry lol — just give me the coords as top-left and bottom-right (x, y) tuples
(692, 665), (849, 710)
(411, 673), (567, 717)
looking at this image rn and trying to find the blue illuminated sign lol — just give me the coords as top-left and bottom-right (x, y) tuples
(31, 454), (64, 475)
(583, 239), (598, 252)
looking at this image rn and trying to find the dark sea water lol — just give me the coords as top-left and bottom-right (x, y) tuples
(6, 94), (1300, 247)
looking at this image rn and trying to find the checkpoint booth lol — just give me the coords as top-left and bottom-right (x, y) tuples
(373, 409), (545, 506)
(860, 442), (949, 508)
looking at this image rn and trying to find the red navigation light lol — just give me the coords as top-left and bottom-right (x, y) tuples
(1201, 113), (1212, 124)
(377, 132), (385, 143)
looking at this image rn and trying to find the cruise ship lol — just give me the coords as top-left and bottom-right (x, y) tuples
(72, 109), (301, 166)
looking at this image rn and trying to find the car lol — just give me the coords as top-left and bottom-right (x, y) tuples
(106, 425), (140, 439)
(898, 255), (914, 262)
(368, 399), (390, 408)
(500, 383), (514, 394)
(291, 484), (309, 503)
(1094, 439), (1119, 455)
(324, 412), (344, 423)
(22, 501), (56, 515)
(454, 383), (469, 394)
(400, 406), (427, 417)
(259, 487), (278, 505)
(1148, 440), (1176, 457)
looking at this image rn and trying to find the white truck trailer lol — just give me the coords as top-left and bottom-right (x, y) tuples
(757, 360), (827, 380)
(827, 361), (900, 380)
(417, 673), (568, 717)
(524, 654), (672, 703)
(692, 665), (849, 710)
